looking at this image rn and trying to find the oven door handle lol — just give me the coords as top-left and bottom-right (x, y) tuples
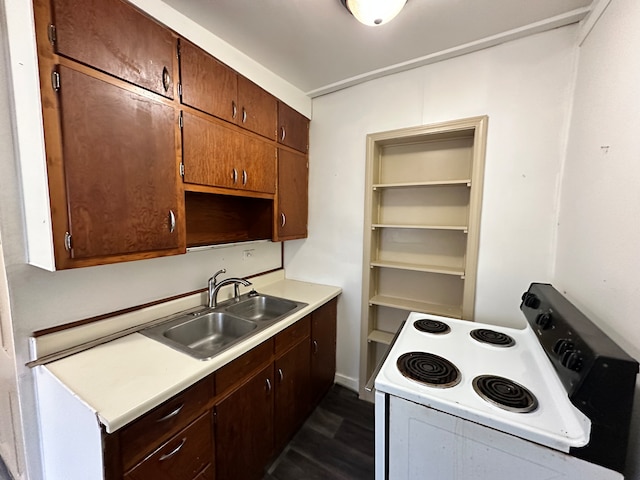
(364, 320), (406, 392)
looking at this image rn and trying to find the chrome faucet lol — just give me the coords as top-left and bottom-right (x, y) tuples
(207, 269), (252, 308)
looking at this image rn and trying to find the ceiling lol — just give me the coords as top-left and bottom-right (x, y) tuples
(162, 0), (593, 97)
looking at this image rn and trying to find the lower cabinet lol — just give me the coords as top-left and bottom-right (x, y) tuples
(104, 297), (338, 480)
(310, 299), (338, 406)
(214, 363), (275, 480)
(124, 413), (213, 480)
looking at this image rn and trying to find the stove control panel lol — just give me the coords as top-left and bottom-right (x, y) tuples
(521, 283), (639, 474)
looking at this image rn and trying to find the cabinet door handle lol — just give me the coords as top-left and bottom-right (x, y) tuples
(168, 210), (176, 233)
(265, 378), (272, 393)
(312, 340), (318, 354)
(232, 101), (237, 119)
(232, 168), (238, 184)
(242, 108), (247, 123)
(159, 438), (186, 461)
(162, 66), (171, 92)
(156, 403), (184, 423)
(277, 368), (284, 382)
(280, 213), (286, 227)
(242, 170), (247, 185)
(280, 126), (286, 141)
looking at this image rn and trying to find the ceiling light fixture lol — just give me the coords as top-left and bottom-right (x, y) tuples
(340, 0), (408, 26)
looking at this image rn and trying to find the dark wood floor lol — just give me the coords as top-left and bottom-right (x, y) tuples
(264, 384), (375, 480)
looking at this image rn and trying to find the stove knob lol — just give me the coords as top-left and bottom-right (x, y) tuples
(553, 339), (574, 355)
(535, 312), (553, 329)
(522, 293), (540, 309)
(561, 351), (582, 372)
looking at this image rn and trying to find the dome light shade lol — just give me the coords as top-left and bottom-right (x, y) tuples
(343, 0), (408, 26)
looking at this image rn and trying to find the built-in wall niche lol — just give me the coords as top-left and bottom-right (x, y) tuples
(359, 116), (488, 401)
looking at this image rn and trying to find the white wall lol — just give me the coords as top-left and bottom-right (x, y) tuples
(554, 0), (640, 477)
(285, 26), (579, 388)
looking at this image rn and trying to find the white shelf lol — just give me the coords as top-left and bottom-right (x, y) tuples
(373, 179), (471, 189)
(372, 223), (468, 232)
(367, 329), (395, 345)
(370, 260), (464, 277)
(369, 294), (463, 319)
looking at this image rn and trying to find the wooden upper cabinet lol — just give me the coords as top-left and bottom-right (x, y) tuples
(239, 133), (276, 194)
(275, 149), (308, 240)
(179, 40), (237, 123)
(179, 40), (277, 139)
(182, 112), (237, 190)
(278, 102), (309, 153)
(237, 76), (277, 140)
(57, 66), (181, 261)
(51, 0), (176, 98)
(182, 112), (276, 195)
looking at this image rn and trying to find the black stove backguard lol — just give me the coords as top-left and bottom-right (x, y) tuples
(521, 283), (639, 474)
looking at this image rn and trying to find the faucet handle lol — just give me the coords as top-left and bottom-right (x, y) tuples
(212, 269), (227, 286)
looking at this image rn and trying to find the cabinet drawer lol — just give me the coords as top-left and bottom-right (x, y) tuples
(215, 339), (274, 396)
(124, 413), (213, 480)
(275, 316), (310, 356)
(120, 376), (214, 471)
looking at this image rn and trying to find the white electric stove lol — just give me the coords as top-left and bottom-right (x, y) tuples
(373, 283), (638, 480)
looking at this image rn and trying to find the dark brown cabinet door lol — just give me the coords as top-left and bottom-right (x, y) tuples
(180, 40), (237, 123)
(51, 0), (175, 98)
(310, 299), (338, 405)
(57, 66), (180, 260)
(237, 75), (277, 140)
(275, 339), (311, 451)
(182, 112), (237, 189)
(240, 134), (277, 194)
(124, 413), (213, 480)
(278, 102), (309, 153)
(215, 364), (274, 480)
(276, 149), (308, 240)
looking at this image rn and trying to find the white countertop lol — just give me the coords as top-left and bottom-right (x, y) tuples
(43, 278), (341, 433)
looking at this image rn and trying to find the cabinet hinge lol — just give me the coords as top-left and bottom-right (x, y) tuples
(51, 70), (60, 92)
(178, 83), (182, 97)
(176, 41), (181, 59)
(64, 232), (72, 252)
(48, 24), (57, 45)
(180, 163), (185, 178)
(179, 110), (183, 128)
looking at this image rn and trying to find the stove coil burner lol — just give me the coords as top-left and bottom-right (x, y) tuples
(397, 352), (461, 388)
(472, 375), (538, 413)
(414, 319), (451, 334)
(470, 329), (515, 347)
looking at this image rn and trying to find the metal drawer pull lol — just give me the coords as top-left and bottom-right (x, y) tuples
(312, 340), (318, 353)
(242, 170), (247, 185)
(156, 403), (184, 423)
(242, 108), (247, 123)
(232, 101), (237, 119)
(280, 213), (286, 227)
(159, 438), (186, 462)
(162, 66), (171, 92)
(280, 126), (286, 141)
(278, 368), (284, 382)
(266, 378), (272, 393)
(168, 210), (176, 233)
(232, 168), (238, 184)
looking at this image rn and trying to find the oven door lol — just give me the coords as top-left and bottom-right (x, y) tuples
(380, 394), (622, 480)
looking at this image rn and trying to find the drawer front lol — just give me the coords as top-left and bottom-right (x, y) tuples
(124, 413), (213, 480)
(120, 376), (214, 471)
(215, 339), (274, 396)
(275, 316), (310, 356)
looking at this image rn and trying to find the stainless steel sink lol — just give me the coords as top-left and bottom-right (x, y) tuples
(140, 293), (307, 360)
(225, 294), (300, 322)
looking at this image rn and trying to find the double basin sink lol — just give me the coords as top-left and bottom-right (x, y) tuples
(141, 293), (308, 360)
